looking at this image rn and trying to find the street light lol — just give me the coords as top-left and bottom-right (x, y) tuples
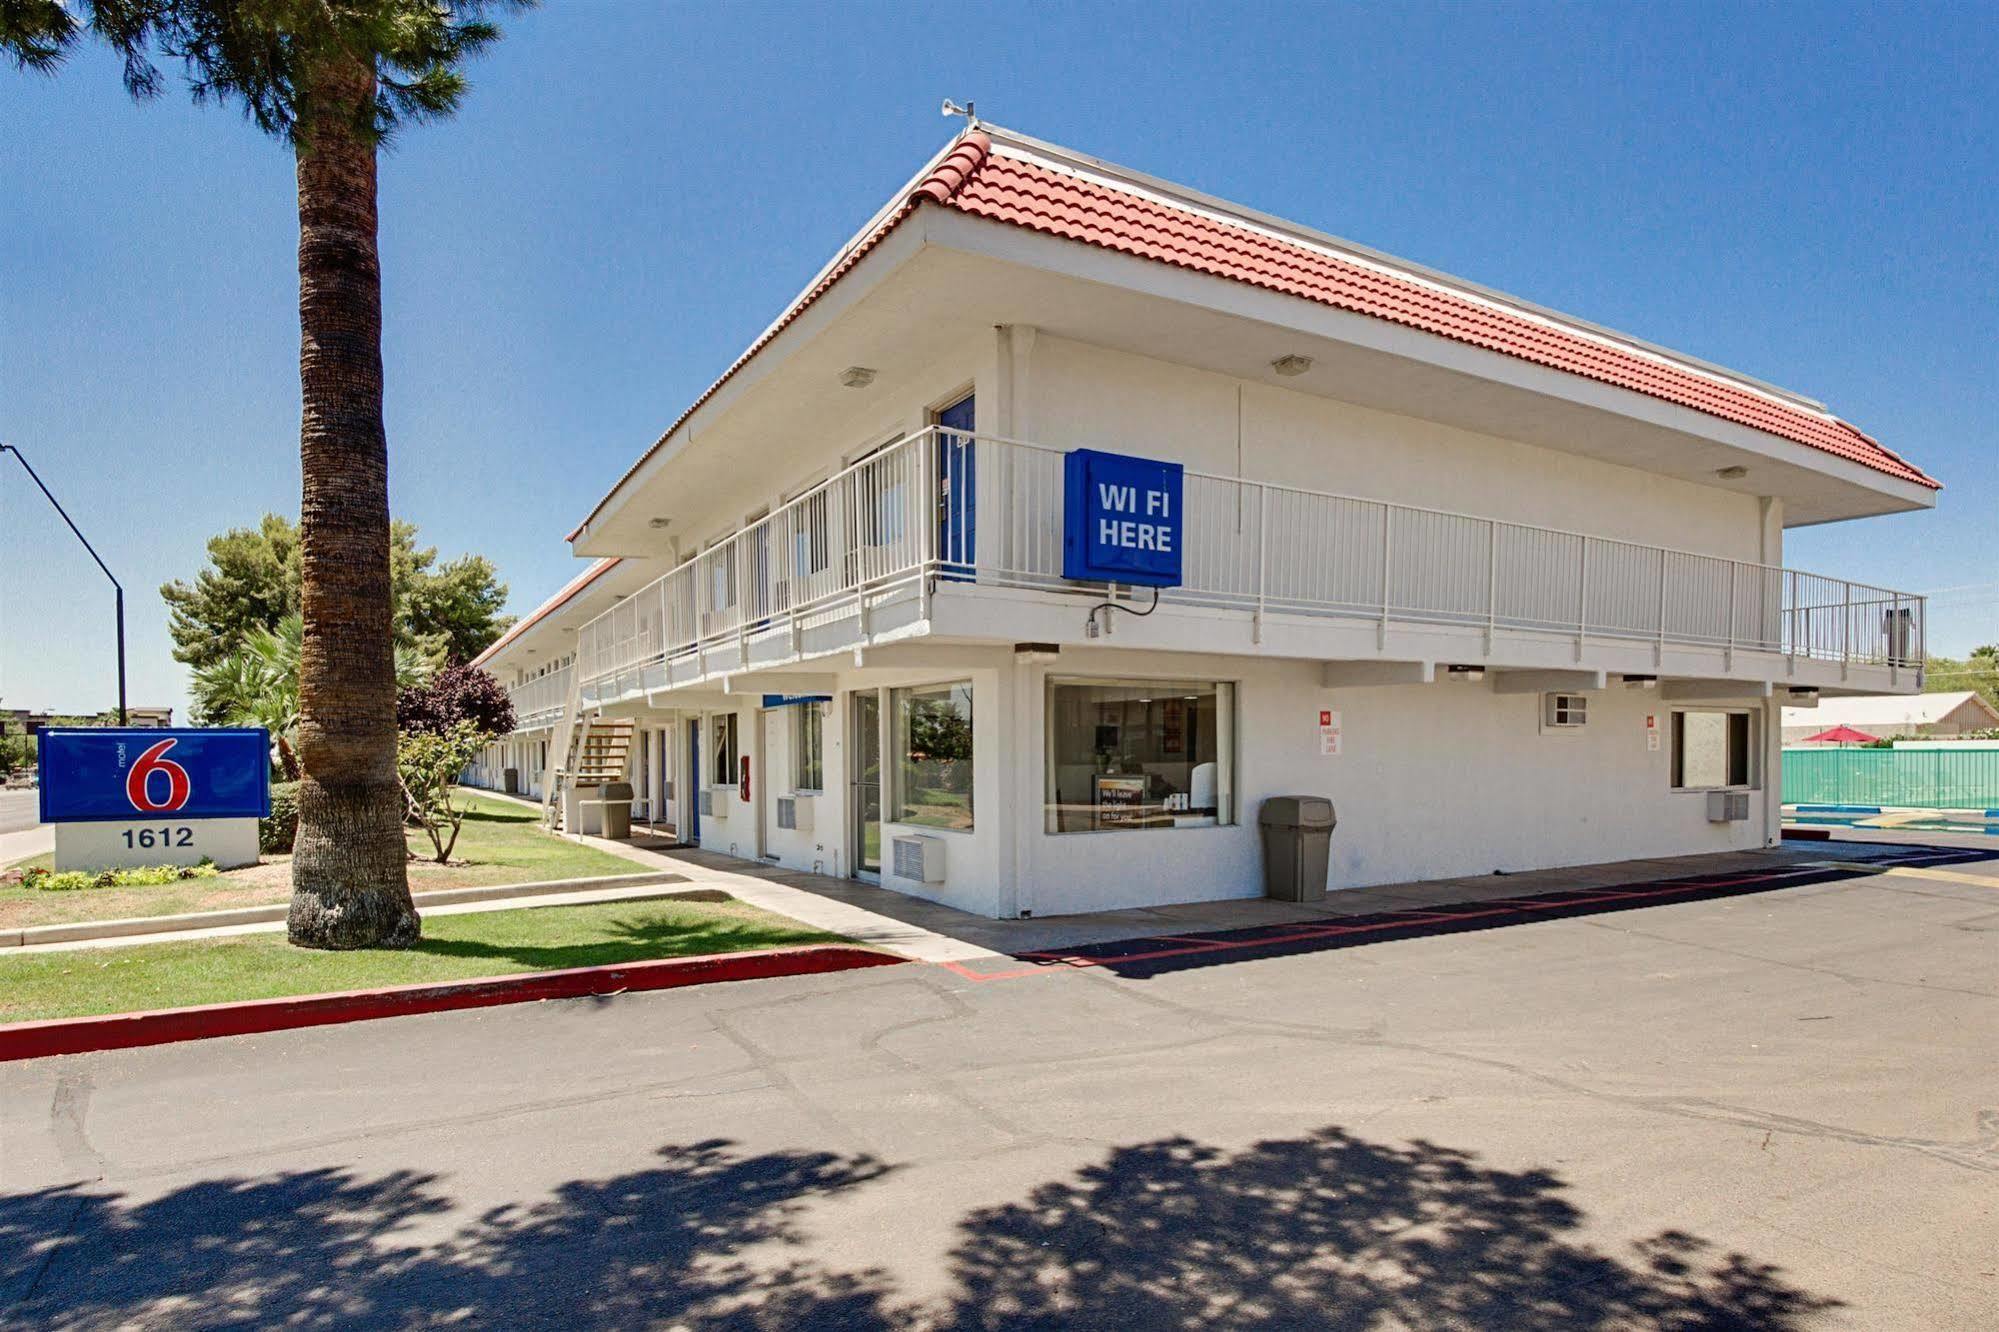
(0, 444), (127, 725)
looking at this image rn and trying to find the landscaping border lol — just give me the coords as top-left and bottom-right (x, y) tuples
(2, 870), (695, 949)
(0, 945), (903, 1061)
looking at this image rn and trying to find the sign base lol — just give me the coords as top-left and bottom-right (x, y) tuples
(55, 818), (260, 872)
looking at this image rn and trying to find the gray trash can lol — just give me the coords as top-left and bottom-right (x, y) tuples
(600, 781), (635, 840)
(503, 768), (520, 795)
(1258, 796), (1337, 901)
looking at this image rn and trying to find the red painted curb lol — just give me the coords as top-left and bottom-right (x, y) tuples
(0, 946), (903, 1062)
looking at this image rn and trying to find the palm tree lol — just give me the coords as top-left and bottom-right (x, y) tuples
(4, 2), (525, 948)
(193, 614), (434, 782)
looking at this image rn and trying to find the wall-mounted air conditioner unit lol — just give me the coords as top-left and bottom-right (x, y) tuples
(776, 796), (813, 832)
(1707, 791), (1750, 822)
(891, 833), (946, 884)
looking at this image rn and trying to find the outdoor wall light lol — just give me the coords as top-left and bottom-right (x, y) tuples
(839, 366), (877, 388)
(1445, 664), (1486, 681)
(1789, 687), (1820, 701)
(1271, 354), (1313, 377)
(1715, 465), (1748, 480)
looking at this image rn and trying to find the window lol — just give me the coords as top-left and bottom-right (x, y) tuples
(794, 702), (826, 793)
(1543, 693), (1588, 729)
(1672, 710), (1753, 789)
(710, 712), (739, 787)
(1046, 679), (1235, 832)
(891, 681), (973, 830)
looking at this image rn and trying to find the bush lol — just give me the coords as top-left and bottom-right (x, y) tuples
(399, 722), (489, 863)
(261, 782), (300, 854)
(24, 860), (221, 893)
(399, 663), (514, 737)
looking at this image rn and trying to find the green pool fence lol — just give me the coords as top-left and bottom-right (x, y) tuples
(1782, 747), (1999, 810)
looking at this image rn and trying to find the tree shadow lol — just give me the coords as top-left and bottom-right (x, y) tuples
(0, 1129), (1838, 1329)
(409, 914), (844, 971)
(936, 1128), (1838, 1330)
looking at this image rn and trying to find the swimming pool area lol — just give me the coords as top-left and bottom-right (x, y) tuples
(1785, 804), (1999, 834)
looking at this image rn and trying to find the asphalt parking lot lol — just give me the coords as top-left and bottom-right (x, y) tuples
(2, 840), (1995, 1329)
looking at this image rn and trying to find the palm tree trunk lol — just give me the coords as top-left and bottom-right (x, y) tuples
(286, 61), (419, 950)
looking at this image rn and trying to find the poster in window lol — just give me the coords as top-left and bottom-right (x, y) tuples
(1094, 775), (1150, 828)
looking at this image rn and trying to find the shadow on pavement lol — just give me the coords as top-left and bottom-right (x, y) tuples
(0, 1128), (1837, 1329)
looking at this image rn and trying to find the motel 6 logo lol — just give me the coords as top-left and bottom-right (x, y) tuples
(123, 739), (193, 814)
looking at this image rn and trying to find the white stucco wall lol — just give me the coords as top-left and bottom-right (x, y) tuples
(1028, 334), (1768, 562)
(653, 643), (1770, 919)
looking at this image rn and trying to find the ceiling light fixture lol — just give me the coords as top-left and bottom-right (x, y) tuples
(1715, 465), (1748, 480)
(839, 366), (877, 389)
(1271, 354), (1313, 377)
(648, 516), (672, 530)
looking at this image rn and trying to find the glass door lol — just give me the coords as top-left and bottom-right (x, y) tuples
(851, 691), (883, 878)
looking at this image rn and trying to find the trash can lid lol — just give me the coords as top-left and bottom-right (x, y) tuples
(1258, 796), (1336, 828)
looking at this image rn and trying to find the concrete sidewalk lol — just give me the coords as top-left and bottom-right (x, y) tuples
(554, 821), (1886, 964)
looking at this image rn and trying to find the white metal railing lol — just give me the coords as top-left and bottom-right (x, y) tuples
(507, 664), (572, 731)
(575, 428), (1925, 686)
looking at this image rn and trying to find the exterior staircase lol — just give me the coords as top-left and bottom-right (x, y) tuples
(544, 714), (636, 833)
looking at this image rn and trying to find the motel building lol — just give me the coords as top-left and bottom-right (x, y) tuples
(465, 123), (1937, 920)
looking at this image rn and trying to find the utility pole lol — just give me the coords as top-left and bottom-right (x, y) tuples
(0, 445), (127, 725)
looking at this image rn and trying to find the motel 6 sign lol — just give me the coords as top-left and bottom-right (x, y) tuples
(40, 728), (271, 872)
(1062, 449), (1186, 588)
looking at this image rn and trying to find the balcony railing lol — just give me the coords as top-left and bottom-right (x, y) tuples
(575, 428), (1924, 688)
(507, 664), (572, 730)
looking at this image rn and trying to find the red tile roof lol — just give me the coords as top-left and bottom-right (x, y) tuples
(923, 138), (1934, 489)
(574, 129), (1932, 542)
(471, 557), (623, 668)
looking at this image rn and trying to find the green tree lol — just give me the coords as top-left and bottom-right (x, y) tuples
(396, 720), (488, 863)
(7, 0), (526, 949)
(1923, 644), (1999, 712)
(163, 515), (513, 672)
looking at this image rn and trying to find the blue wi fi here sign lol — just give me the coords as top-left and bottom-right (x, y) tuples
(1061, 449), (1185, 588)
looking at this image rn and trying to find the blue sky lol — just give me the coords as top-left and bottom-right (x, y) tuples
(2, 2), (1993, 719)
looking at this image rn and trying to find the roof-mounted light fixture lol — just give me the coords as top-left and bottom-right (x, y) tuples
(940, 98), (978, 126)
(1271, 354), (1313, 377)
(839, 366), (877, 389)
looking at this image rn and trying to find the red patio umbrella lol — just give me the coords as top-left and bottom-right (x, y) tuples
(1800, 724), (1881, 745)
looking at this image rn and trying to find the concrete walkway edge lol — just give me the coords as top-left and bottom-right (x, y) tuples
(1, 870), (694, 950)
(0, 945), (904, 1062)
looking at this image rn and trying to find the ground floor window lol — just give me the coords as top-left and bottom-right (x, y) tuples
(710, 712), (739, 787)
(794, 701), (826, 793)
(1672, 709), (1753, 789)
(1046, 678), (1234, 832)
(891, 681), (973, 830)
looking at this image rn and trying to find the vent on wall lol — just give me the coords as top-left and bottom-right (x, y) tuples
(776, 796), (813, 832)
(1707, 791), (1750, 822)
(892, 834), (946, 884)
(698, 789), (714, 817)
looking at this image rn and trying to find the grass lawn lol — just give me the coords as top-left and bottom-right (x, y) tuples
(0, 794), (646, 932)
(0, 895), (852, 1024)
